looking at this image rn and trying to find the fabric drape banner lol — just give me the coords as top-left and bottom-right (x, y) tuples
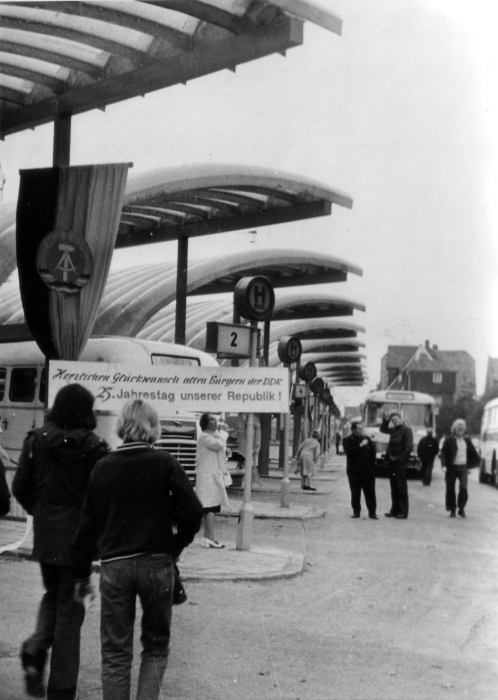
(16, 164), (130, 360)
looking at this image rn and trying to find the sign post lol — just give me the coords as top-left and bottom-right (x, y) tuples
(234, 276), (275, 551)
(277, 336), (302, 508)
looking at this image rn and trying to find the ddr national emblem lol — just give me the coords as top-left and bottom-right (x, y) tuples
(36, 229), (93, 294)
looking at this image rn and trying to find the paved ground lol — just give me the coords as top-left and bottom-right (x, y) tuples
(2, 453), (498, 700)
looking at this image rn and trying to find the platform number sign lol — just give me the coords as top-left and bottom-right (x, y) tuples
(234, 276), (275, 321)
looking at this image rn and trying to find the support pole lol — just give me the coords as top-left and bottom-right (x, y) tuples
(280, 364), (292, 508)
(53, 112), (71, 167)
(236, 319), (258, 551)
(175, 236), (188, 345)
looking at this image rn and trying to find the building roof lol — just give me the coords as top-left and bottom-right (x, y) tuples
(0, 0), (343, 139)
(384, 343), (473, 373)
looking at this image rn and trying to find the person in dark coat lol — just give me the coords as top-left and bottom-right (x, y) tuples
(0, 429), (11, 517)
(342, 420), (378, 519)
(417, 428), (440, 485)
(380, 412), (413, 519)
(12, 384), (109, 700)
(440, 419), (480, 518)
(72, 399), (203, 700)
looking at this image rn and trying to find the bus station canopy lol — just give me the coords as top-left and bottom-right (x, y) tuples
(119, 164), (353, 249)
(0, 0), (343, 139)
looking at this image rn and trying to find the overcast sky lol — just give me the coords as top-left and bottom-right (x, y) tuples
(1, 0), (497, 411)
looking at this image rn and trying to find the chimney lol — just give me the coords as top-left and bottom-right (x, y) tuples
(425, 340), (430, 349)
(433, 344), (438, 351)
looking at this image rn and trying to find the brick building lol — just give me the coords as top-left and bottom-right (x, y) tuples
(380, 341), (476, 408)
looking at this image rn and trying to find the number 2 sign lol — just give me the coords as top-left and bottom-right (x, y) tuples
(205, 322), (253, 358)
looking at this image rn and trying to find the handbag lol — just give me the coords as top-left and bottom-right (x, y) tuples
(222, 470), (232, 487)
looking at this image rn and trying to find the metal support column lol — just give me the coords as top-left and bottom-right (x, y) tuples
(175, 236), (188, 345)
(53, 112), (71, 167)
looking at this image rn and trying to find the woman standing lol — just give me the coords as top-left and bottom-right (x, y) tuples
(195, 413), (230, 548)
(440, 419), (480, 518)
(296, 430), (321, 491)
(13, 384), (109, 700)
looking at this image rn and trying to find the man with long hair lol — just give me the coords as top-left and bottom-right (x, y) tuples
(13, 383), (109, 700)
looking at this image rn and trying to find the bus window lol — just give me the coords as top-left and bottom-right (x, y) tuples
(151, 354), (200, 367)
(9, 367), (38, 402)
(39, 367), (46, 404)
(366, 402), (398, 426)
(401, 403), (433, 428)
(0, 368), (6, 401)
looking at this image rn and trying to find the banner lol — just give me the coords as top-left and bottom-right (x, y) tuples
(48, 361), (290, 414)
(16, 164), (130, 360)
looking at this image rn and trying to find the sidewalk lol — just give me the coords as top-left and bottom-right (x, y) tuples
(0, 454), (345, 581)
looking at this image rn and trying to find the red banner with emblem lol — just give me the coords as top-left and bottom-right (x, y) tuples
(16, 164), (130, 360)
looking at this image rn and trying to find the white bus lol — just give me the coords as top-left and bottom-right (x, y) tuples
(0, 337), (219, 517)
(361, 390), (437, 475)
(478, 397), (498, 486)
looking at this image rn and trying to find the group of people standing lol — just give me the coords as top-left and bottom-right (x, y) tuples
(10, 384), (218, 700)
(342, 413), (479, 521)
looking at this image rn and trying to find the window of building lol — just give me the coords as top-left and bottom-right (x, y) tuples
(433, 372), (443, 384)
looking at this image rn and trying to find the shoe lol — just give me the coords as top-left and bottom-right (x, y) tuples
(395, 514), (408, 519)
(449, 511), (456, 518)
(302, 485), (310, 490)
(458, 509), (466, 518)
(24, 666), (45, 698)
(384, 512), (396, 518)
(351, 514), (360, 519)
(369, 514), (378, 520)
(201, 537), (225, 549)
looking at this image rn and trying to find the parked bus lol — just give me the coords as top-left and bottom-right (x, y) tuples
(0, 336), (219, 517)
(361, 390), (436, 476)
(478, 396), (498, 486)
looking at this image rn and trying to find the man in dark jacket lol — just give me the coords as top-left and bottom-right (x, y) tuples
(0, 431), (11, 517)
(72, 399), (203, 700)
(417, 428), (440, 485)
(13, 384), (109, 700)
(380, 412), (413, 519)
(342, 420), (377, 519)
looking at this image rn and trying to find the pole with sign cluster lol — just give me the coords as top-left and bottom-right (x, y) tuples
(277, 336), (302, 508)
(233, 276), (275, 551)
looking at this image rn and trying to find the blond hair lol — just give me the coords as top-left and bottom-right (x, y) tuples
(116, 399), (161, 445)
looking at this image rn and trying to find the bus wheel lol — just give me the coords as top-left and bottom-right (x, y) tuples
(478, 459), (488, 484)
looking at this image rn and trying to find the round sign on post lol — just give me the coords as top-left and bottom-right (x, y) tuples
(311, 377), (325, 394)
(277, 335), (302, 365)
(297, 362), (317, 383)
(234, 276), (275, 321)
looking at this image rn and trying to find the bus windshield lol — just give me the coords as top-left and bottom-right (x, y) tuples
(366, 402), (398, 426)
(365, 401), (433, 428)
(400, 403), (433, 428)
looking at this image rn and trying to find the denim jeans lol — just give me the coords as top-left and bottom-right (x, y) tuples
(445, 466), (469, 513)
(22, 563), (84, 700)
(100, 554), (174, 700)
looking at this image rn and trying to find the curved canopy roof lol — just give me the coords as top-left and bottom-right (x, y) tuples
(93, 248), (362, 335)
(118, 164), (352, 249)
(269, 318), (365, 342)
(0, 0), (343, 139)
